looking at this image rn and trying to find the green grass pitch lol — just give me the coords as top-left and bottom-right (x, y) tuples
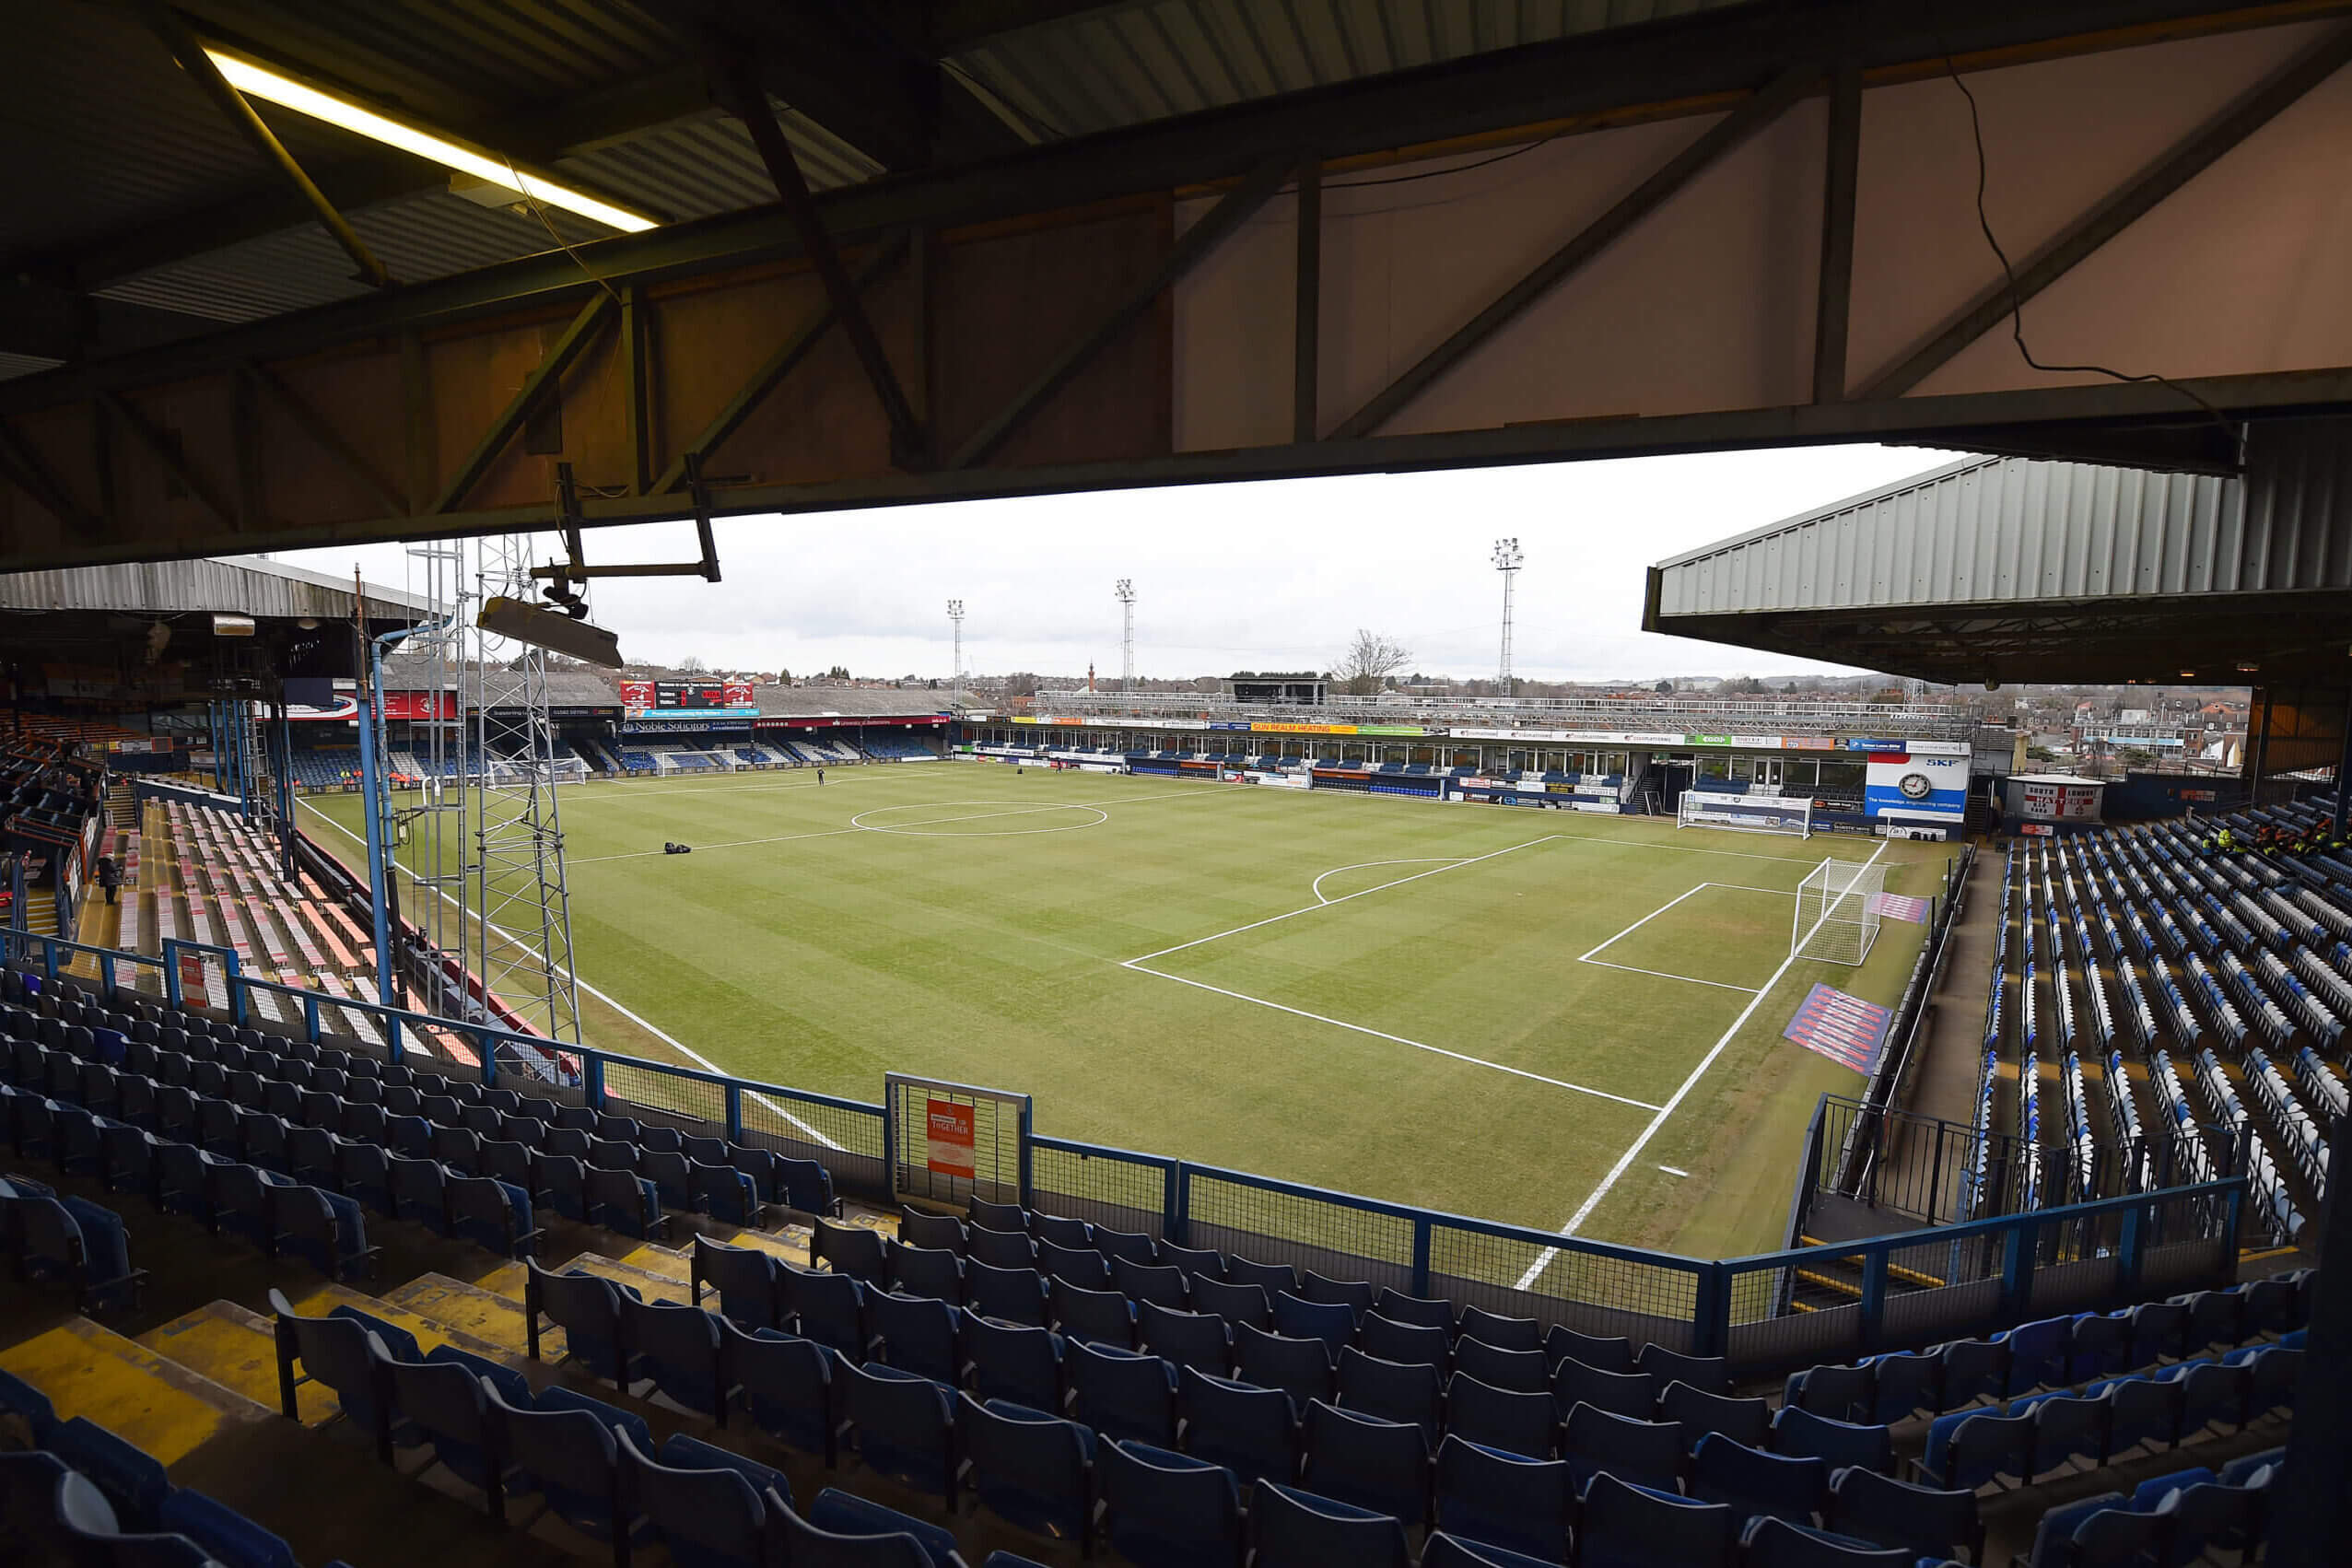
(301, 763), (1944, 1258)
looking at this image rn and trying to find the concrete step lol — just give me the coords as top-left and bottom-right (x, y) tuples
(0, 1317), (267, 1467)
(378, 1273), (559, 1361)
(717, 1224), (813, 1268)
(549, 1252), (690, 1304)
(138, 1300), (338, 1426)
(618, 1244), (691, 1283)
(286, 1283), (517, 1364)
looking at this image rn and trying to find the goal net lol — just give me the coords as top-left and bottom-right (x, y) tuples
(1793, 857), (1886, 965)
(1679, 790), (1812, 837)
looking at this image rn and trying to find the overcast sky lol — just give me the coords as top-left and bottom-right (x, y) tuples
(279, 443), (1956, 685)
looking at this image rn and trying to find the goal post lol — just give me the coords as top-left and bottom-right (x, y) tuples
(1793, 856), (1886, 965)
(1678, 790), (1812, 837)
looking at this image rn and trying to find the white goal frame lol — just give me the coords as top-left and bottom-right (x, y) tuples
(1793, 856), (1886, 965)
(1678, 790), (1813, 838)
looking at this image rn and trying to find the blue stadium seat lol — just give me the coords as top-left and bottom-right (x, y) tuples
(1338, 1346), (1442, 1439)
(2016, 1389), (2112, 1480)
(1301, 1270), (1375, 1322)
(158, 1488), (300, 1568)
(1360, 1312), (1449, 1370)
(1454, 1336), (1545, 1394)
(1137, 1300), (1228, 1376)
(778, 1486), (965, 1568)
(1272, 1292), (1355, 1355)
(1562, 1403), (1684, 1494)
(1689, 1433), (1827, 1527)
(1445, 1374), (1556, 1461)
(1098, 1437), (1243, 1568)
(623, 1296), (733, 1422)
(1737, 1517), (1913, 1567)
(866, 1290), (961, 1387)
(968, 1197), (1025, 1232)
(381, 1354), (517, 1519)
(1457, 1305), (1539, 1353)
(1551, 1357), (1655, 1422)
(1784, 1363), (1874, 1424)
(1050, 1277), (1137, 1350)
(897, 1210), (965, 1254)
(962, 1311), (1063, 1413)
(838, 1357), (957, 1502)
(525, 1259), (638, 1383)
(1824, 1464), (1983, 1562)
(449, 1176), (537, 1259)
(1038, 1238), (1111, 1292)
(964, 1258), (1047, 1327)
(1638, 1343), (1729, 1398)
(619, 1429), (775, 1568)
(2125, 1301), (2192, 1369)
(1917, 1407), (2034, 1492)
(1224, 1256), (1297, 1297)
(888, 1241), (965, 1303)
(269, 1182), (374, 1281)
(1158, 1241), (1225, 1283)
(1544, 1326), (1634, 1373)
(1176, 1365), (1296, 1490)
(1234, 1323), (1334, 1417)
(693, 1236), (782, 1329)
(1772, 1406), (1893, 1475)
(785, 1264), (868, 1360)
(1937, 1337), (2011, 1410)
(1578, 1473), (1738, 1568)
(2016, 1491), (2162, 1568)
(1189, 1276), (1270, 1331)
(1370, 1287), (1452, 1332)
(1092, 1226), (1158, 1267)
(1067, 1340), (1176, 1447)
(814, 1218), (889, 1285)
(49, 1415), (172, 1529)
(725, 1320), (834, 1461)
(1433, 1434), (1571, 1563)
(1248, 1480), (1410, 1568)
(15, 1192), (139, 1308)
(956, 1394), (1095, 1547)
(1660, 1382), (1773, 1452)
(1994, 1316), (2074, 1396)
(481, 1382), (640, 1550)
(1112, 1257), (1188, 1309)
(46, 1469), (211, 1568)
(1300, 1398), (1429, 1526)
(967, 1225), (1039, 1271)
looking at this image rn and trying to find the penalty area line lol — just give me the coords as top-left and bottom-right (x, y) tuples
(1514, 837), (1892, 1290)
(1119, 961), (1662, 1113)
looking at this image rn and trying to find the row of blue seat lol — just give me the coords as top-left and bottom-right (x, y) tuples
(0, 1377), (308, 1568)
(0, 1168), (142, 1308)
(2016, 1446), (2282, 1568)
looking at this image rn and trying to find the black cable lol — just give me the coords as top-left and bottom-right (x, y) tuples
(1934, 35), (2241, 457)
(1321, 132), (1562, 190)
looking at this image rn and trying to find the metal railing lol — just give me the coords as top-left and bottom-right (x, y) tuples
(4, 927), (2246, 1374)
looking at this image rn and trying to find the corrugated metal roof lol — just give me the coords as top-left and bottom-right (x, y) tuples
(948, 0), (1761, 137)
(0, 555), (431, 618)
(1651, 452), (2304, 618)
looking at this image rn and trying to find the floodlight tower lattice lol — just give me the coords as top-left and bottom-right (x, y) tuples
(1492, 538), (1524, 696)
(1116, 579), (1136, 693)
(947, 600), (965, 708)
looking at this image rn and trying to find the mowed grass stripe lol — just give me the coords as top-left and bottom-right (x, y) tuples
(307, 766), (1942, 1246)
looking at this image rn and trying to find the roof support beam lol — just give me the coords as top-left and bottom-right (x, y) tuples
(653, 234), (911, 495)
(1293, 156), (1321, 443)
(430, 291), (615, 515)
(1327, 64), (1819, 441)
(237, 360), (407, 518)
(99, 390), (233, 526)
(723, 64), (930, 469)
(133, 0), (391, 289)
(0, 421), (96, 532)
(948, 151), (1295, 470)
(1859, 22), (2352, 400)
(1812, 61), (1861, 404)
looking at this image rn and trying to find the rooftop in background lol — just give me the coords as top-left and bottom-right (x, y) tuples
(0, 553), (430, 619)
(1644, 421), (2352, 685)
(1016, 686), (1976, 739)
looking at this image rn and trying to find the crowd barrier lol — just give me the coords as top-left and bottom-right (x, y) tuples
(0, 927), (2247, 1375)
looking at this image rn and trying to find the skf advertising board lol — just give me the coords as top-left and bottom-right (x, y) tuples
(1862, 751), (1968, 823)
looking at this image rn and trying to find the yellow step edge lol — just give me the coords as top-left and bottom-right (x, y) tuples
(619, 1246), (693, 1282)
(719, 1228), (813, 1267)
(1, 1319), (262, 1466)
(287, 1283), (512, 1362)
(554, 1253), (692, 1304)
(138, 1303), (338, 1427)
(1794, 1270), (1863, 1300)
(380, 1274), (559, 1361)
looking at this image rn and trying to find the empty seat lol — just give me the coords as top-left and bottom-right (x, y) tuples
(1338, 1346), (1442, 1439)
(2016, 1491), (2161, 1568)
(956, 1392), (1095, 1547)
(968, 1225), (1038, 1271)
(1137, 1300), (1228, 1377)
(867, 1290), (961, 1387)
(784, 1264), (867, 1361)
(969, 1195), (1025, 1232)
(1038, 1238), (1111, 1292)
(1689, 1433), (1827, 1527)
(1917, 1408), (2034, 1492)
(1224, 1255), (1297, 1297)
(1772, 1406), (1893, 1476)
(382, 1353), (518, 1519)
(1030, 1212), (1093, 1251)
(1092, 1226), (1158, 1267)
(620, 1428), (770, 1568)
(1176, 1364), (1296, 1490)
(1446, 1373), (1556, 1461)
(727, 1320), (834, 1462)
(1660, 1382), (1772, 1452)
(1784, 1363), (1874, 1425)
(624, 1295), (733, 1422)
(269, 1182), (373, 1281)
(532, 1152), (588, 1223)
(1738, 1517), (1913, 1567)
(778, 1486), (963, 1568)
(153, 1141), (220, 1225)
(586, 1164), (666, 1239)
(1551, 1357), (1656, 1422)
(1544, 1325), (1633, 1373)
(814, 1218), (889, 1285)
(837, 1358), (956, 1502)
(1190, 1275), (1270, 1331)
(1051, 1277), (1137, 1351)
(1371, 1287), (1454, 1333)
(525, 1260), (636, 1383)
(1248, 1480), (1409, 1568)
(1562, 1403), (1684, 1494)
(450, 1176), (537, 1259)
(1112, 1256), (1189, 1310)
(1360, 1312), (1449, 1370)
(1579, 1472), (1738, 1568)
(1300, 1398), (1429, 1526)
(481, 1383), (636, 1548)
(1158, 1241), (1225, 1283)
(1068, 1340), (1176, 1447)
(1301, 1270), (1376, 1322)
(1639, 1343), (1729, 1398)
(1455, 1335), (1545, 1395)
(387, 1154), (451, 1235)
(774, 1155), (838, 1218)
(1099, 1436), (1244, 1568)
(1235, 1323), (1334, 1416)
(887, 1240), (965, 1303)
(1863, 1351), (1943, 1424)
(963, 1310), (1063, 1413)
(1272, 1292), (1354, 1356)
(1824, 1464), (1983, 1563)
(898, 1209), (965, 1253)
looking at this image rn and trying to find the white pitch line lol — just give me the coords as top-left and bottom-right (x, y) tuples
(1120, 962), (1663, 1111)
(1310, 857), (1466, 906)
(1658, 1165), (1691, 1177)
(1580, 958), (1763, 995)
(1123, 836), (1557, 965)
(296, 799), (846, 1149)
(1577, 883), (1716, 965)
(1515, 837), (1892, 1290)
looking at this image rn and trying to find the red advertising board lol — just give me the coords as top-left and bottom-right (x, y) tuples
(618, 680), (656, 709)
(177, 951), (210, 1009)
(925, 1099), (976, 1180)
(721, 678), (755, 707)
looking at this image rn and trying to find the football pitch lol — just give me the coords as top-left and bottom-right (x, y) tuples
(300, 763), (1945, 1258)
